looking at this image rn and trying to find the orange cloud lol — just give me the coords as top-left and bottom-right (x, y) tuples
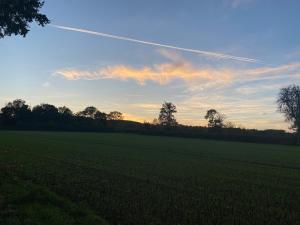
(55, 50), (300, 90)
(56, 51), (235, 85)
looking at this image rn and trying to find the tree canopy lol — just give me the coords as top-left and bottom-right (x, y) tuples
(107, 111), (123, 120)
(204, 109), (225, 128)
(0, 0), (49, 38)
(0, 99), (31, 124)
(277, 85), (300, 141)
(158, 102), (177, 127)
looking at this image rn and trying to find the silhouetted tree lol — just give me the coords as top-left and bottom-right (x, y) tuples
(159, 102), (177, 127)
(58, 106), (73, 116)
(94, 111), (107, 121)
(32, 104), (59, 121)
(277, 84), (300, 143)
(0, 99), (31, 125)
(205, 109), (225, 128)
(78, 106), (98, 119)
(107, 111), (124, 120)
(0, 0), (50, 38)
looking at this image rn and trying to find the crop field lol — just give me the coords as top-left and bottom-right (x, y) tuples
(0, 131), (300, 225)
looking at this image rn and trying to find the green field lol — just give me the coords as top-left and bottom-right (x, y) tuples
(1, 131), (300, 225)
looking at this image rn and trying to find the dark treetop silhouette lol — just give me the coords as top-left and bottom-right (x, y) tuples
(0, 0), (49, 38)
(277, 84), (300, 143)
(205, 109), (225, 128)
(158, 102), (177, 127)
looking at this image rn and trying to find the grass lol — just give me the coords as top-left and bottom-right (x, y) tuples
(0, 131), (300, 225)
(0, 177), (108, 225)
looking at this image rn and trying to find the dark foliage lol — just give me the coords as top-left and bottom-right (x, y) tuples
(158, 102), (177, 127)
(277, 85), (300, 143)
(107, 111), (123, 120)
(205, 109), (225, 128)
(0, 99), (119, 132)
(0, 0), (49, 38)
(0, 99), (31, 125)
(32, 103), (59, 121)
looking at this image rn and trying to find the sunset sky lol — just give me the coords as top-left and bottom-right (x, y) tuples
(1, 0), (300, 130)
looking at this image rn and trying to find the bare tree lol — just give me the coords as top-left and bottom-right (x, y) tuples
(277, 84), (300, 143)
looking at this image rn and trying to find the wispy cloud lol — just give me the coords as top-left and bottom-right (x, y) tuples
(246, 62), (300, 76)
(51, 24), (258, 63)
(55, 49), (300, 88)
(55, 50), (235, 85)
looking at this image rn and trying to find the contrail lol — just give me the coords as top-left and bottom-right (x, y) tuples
(51, 24), (258, 63)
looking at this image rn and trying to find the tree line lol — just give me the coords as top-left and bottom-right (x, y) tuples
(0, 99), (237, 132)
(1, 84), (300, 145)
(0, 99), (125, 131)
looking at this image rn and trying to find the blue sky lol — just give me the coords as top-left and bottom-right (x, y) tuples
(1, 0), (300, 129)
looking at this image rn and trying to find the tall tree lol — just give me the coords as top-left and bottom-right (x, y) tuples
(0, 0), (49, 38)
(158, 102), (177, 127)
(205, 109), (225, 128)
(277, 84), (300, 143)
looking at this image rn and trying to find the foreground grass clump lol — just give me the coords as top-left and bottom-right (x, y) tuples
(0, 131), (300, 225)
(0, 175), (108, 225)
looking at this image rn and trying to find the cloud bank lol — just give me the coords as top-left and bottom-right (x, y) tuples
(56, 64), (234, 85)
(55, 50), (300, 87)
(55, 49), (235, 85)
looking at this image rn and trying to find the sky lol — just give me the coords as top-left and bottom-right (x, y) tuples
(1, 0), (300, 130)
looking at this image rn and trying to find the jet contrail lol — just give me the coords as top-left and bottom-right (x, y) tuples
(51, 24), (258, 63)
